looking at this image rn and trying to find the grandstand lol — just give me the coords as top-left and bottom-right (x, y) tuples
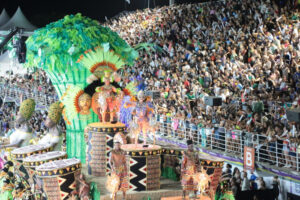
(0, 0), (299, 199)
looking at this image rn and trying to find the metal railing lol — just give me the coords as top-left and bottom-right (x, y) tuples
(0, 83), (58, 109)
(155, 115), (300, 172)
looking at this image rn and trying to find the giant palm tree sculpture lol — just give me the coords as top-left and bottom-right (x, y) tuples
(25, 14), (138, 162)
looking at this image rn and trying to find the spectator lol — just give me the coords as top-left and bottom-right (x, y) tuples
(231, 177), (241, 200)
(272, 176), (280, 200)
(241, 171), (250, 191)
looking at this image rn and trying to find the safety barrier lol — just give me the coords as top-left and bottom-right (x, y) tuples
(0, 83), (58, 109)
(155, 115), (300, 172)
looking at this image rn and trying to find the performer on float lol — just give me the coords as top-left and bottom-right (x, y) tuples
(12, 183), (25, 200)
(3, 161), (13, 173)
(107, 141), (128, 200)
(0, 167), (14, 200)
(92, 71), (123, 123)
(1, 99), (35, 149)
(0, 167), (9, 193)
(215, 176), (234, 200)
(0, 179), (14, 200)
(71, 174), (90, 200)
(77, 174), (90, 200)
(181, 140), (199, 200)
(125, 90), (154, 145)
(38, 102), (64, 151)
(194, 167), (214, 197)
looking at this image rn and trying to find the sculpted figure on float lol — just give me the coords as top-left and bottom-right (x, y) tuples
(38, 102), (64, 151)
(1, 99), (35, 149)
(78, 93), (92, 115)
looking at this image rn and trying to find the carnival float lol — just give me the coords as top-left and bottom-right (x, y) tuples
(0, 13), (232, 200)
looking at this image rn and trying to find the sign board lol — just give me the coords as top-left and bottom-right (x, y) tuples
(244, 146), (255, 171)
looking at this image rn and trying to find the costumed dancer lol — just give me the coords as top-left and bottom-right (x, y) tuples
(77, 174), (91, 200)
(38, 102), (64, 151)
(92, 71), (123, 123)
(12, 182), (25, 200)
(119, 81), (138, 127)
(107, 141), (128, 200)
(181, 140), (199, 200)
(70, 174), (91, 200)
(0, 165), (15, 191)
(124, 91), (154, 145)
(194, 167), (214, 198)
(1, 179), (14, 200)
(77, 45), (126, 123)
(0, 167), (9, 194)
(1, 99), (36, 149)
(3, 161), (13, 173)
(215, 175), (234, 200)
(12, 179), (32, 200)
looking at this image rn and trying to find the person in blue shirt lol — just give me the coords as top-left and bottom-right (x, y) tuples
(293, 67), (300, 91)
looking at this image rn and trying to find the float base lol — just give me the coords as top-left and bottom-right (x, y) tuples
(82, 164), (182, 200)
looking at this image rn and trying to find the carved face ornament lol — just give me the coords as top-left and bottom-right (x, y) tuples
(79, 93), (92, 115)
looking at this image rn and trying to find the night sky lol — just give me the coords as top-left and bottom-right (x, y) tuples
(0, 0), (164, 27)
(1, 0), (123, 27)
(0, 0), (206, 27)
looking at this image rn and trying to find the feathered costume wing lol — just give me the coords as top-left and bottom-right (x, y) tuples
(119, 82), (138, 127)
(106, 173), (120, 194)
(60, 85), (84, 125)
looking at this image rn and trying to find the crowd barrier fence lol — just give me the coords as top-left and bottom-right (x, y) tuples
(155, 115), (300, 172)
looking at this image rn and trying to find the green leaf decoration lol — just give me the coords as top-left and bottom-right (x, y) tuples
(25, 13), (138, 72)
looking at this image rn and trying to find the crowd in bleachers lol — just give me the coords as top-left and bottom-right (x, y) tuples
(0, 103), (65, 139)
(105, 0), (300, 170)
(0, 71), (56, 97)
(0, 71), (58, 136)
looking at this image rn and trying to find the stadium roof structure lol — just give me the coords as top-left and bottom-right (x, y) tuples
(0, 9), (10, 27)
(0, 7), (37, 31)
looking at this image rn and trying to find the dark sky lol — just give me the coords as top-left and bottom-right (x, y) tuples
(1, 0), (124, 26)
(0, 0), (205, 27)
(0, 0), (165, 27)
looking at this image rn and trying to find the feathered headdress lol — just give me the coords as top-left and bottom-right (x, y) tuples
(77, 46), (125, 81)
(123, 81), (138, 97)
(19, 99), (36, 120)
(48, 102), (63, 124)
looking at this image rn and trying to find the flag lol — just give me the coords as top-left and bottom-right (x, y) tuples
(125, 0), (130, 4)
